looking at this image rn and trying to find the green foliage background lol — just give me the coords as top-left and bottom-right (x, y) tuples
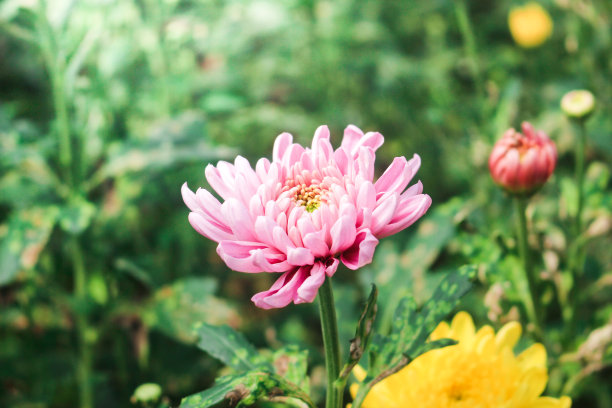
(0, 0), (611, 407)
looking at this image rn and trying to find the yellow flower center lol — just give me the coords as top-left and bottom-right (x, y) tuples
(293, 183), (326, 212)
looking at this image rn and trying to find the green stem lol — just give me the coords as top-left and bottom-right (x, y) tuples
(318, 277), (342, 408)
(36, 0), (73, 187)
(573, 119), (587, 272)
(72, 238), (93, 408)
(453, 0), (483, 96)
(514, 197), (542, 338)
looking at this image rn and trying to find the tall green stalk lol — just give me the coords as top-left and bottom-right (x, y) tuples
(453, 0), (483, 96)
(36, 3), (92, 406)
(36, 0), (73, 187)
(318, 277), (342, 408)
(514, 197), (542, 338)
(72, 238), (93, 408)
(572, 120), (587, 271)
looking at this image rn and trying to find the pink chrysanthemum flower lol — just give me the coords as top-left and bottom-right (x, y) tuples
(182, 125), (431, 309)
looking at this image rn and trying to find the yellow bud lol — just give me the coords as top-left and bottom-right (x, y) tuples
(508, 3), (553, 48)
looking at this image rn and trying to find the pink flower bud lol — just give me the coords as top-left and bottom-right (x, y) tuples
(489, 122), (557, 195)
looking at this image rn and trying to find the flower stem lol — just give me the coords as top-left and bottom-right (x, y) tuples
(36, 0), (73, 187)
(514, 197), (542, 338)
(72, 238), (93, 408)
(453, 0), (483, 96)
(573, 119), (587, 272)
(318, 277), (342, 408)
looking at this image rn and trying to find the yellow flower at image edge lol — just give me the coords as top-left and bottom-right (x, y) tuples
(509, 3), (553, 48)
(350, 312), (571, 408)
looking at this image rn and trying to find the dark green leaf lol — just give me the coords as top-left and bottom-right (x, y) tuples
(58, 197), (96, 235)
(180, 371), (315, 408)
(339, 285), (378, 381)
(193, 323), (265, 372)
(147, 277), (241, 343)
(271, 346), (310, 394)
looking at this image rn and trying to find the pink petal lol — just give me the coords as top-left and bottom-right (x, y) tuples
(205, 164), (235, 200)
(340, 125), (364, 155)
(356, 181), (376, 209)
(287, 247), (314, 266)
(312, 125), (330, 149)
(216, 241), (270, 272)
(222, 199), (257, 241)
(181, 183), (199, 211)
(360, 131), (384, 153)
(252, 267), (308, 309)
(375, 154), (421, 194)
(273, 132), (293, 162)
(371, 192), (399, 234)
(330, 215), (357, 254)
(378, 194), (432, 238)
(325, 258), (340, 277)
(355, 147), (376, 181)
(188, 212), (234, 242)
(400, 181), (423, 199)
(303, 230), (329, 258)
(341, 229), (379, 270)
(296, 262), (326, 303)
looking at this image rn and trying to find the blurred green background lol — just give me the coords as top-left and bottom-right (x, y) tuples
(1, 0), (611, 407)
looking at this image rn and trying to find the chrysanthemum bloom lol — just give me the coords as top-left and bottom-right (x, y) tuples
(350, 312), (572, 408)
(489, 122), (556, 195)
(182, 125), (431, 308)
(561, 90), (596, 119)
(508, 3), (553, 48)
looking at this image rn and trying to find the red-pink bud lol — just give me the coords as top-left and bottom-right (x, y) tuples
(489, 122), (557, 195)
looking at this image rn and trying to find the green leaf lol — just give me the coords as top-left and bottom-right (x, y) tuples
(339, 285), (378, 382)
(58, 197), (96, 235)
(271, 346), (310, 395)
(560, 176), (579, 218)
(193, 323), (265, 372)
(359, 197), (469, 332)
(180, 371), (315, 408)
(147, 277), (241, 343)
(87, 113), (236, 190)
(0, 206), (59, 286)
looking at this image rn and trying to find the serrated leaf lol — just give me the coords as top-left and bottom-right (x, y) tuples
(339, 285), (378, 381)
(193, 323), (265, 372)
(180, 371), (315, 408)
(0, 206), (59, 286)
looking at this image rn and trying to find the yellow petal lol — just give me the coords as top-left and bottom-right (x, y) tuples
(352, 365), (367, 382)
(532, 396), (572, 408)
(450, 311), (476, 342)
(495, 321), (522, 351)
(430, 321), (450, 340)
(517, 343), (547, 369)
(349, 383), (359, 399)
(509, 368), (547, 405)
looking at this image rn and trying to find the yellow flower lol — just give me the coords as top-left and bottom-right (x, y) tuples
(508, 3), (553, 48)
(350, 312), (571, 408)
